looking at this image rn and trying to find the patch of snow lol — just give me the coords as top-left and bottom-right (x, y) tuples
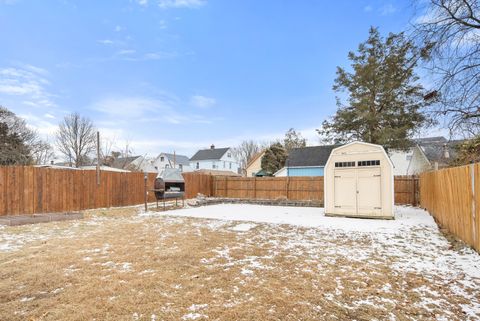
(20, 297), (34, 302)
(230, 223), (256, 232)
(182, 313), (207, 320)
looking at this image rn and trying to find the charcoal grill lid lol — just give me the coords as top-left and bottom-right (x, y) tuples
(157, 168), (184, 182)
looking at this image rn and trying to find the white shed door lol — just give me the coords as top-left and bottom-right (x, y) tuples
(333, 167), (382, 216)
(333, 169), (357, 215)
(357, 168), (382, 215)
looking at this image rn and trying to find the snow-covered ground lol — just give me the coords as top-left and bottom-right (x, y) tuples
(166, 204), (435, 233)
(1, 204), (479, 320)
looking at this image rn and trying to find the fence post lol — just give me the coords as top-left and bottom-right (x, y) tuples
(253, 177), (256, 199)
(471, 163), (477, 246)
(225, 176), (228, 198)
(285, 176), (289, 200)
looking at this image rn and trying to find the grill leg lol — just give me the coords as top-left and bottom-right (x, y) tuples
(175, 198), (178, 207)
(156, 199), (158, 209)
(182, 197), (184, 207)
(163, 199), (165, 211)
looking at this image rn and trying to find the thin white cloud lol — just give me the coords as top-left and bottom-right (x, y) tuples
(380, 4), (396, 15)
(89, 95), (212, 125)
(114, 25), (123, 32)
(97, 39), (116, 45)
(191, 95), (216, 108)
(364, 5), (373, 12)
(0, 64), (56, 108)
(134, 0), (206, 9)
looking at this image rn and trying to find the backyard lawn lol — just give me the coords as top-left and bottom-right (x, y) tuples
(0, 204), (479, 320)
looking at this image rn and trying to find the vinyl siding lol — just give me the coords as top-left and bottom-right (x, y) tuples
(287, 167), (324, 177)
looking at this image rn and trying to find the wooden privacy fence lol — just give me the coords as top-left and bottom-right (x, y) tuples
(420, 163), (480, 251)
(0, 167), (419, 216)
(184, 174), (419, 205)
(0, 166), (158, 216)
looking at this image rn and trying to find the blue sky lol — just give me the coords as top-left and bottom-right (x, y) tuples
(0, 0), (430, 158)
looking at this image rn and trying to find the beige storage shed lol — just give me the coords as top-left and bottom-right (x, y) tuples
(324, 142), (394, 219)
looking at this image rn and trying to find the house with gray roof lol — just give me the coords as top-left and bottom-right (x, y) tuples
(151, 152), (193, 172)
(110, 155), (157, 173)
(274, 145), (337, 177)
(190, 145), (240, 174)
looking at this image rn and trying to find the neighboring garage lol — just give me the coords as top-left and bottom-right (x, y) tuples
(324, 142), (394, 219)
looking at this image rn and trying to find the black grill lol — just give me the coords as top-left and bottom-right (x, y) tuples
(152, 168), (185, 208)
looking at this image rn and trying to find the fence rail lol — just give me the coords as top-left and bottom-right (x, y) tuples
(420, 164), (479, 251)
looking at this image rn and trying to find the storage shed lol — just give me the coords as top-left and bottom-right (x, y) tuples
(324, 142), (394, 219)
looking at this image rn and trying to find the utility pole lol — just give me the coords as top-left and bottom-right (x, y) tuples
(96, 131), (100, 185)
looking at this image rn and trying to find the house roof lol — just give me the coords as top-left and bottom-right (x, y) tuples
(190, 147), (230, 161)
(111, 156), (141, 169)
(161, 153), (190, 166)
(286, 145), (338, 167)
(414, 136), (448, 144)
(417, 139), (463, 166)
(246, 151), (265, 169)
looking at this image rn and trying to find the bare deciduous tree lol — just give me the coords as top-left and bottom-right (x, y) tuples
(414, 0), (480, 135)
(56, 112), (96, 167)
(233, 140), (265, 175)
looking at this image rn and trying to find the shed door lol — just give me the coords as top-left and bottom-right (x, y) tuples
(333, 169), (357, 215)
(356, 168), (382, 215)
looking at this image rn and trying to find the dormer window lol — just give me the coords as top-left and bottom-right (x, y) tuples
(160, 156), (164, 162)
(227, 153), (231, 158)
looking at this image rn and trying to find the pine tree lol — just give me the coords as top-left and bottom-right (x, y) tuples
(318, 27), (431, 150)
(261, 143), (287, 175)
(0, 122), (32, 165)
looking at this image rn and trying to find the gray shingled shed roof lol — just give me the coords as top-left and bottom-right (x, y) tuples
(162, 153), (190, 166)
(190, 147), (230, 161)
(286, 145), (338, 167)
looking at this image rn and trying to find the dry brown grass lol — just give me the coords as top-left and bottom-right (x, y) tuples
(0, 205), (478, 320)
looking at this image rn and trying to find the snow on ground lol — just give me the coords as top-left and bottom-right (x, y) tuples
(168, 204), (435, 233)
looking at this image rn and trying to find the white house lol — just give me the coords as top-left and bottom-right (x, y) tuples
(388, 137), (461, 175)
(190, 145), (240, 174)
(151, 153), (193, 172)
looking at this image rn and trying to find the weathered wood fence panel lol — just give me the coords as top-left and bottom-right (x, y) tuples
(420, 164), (479, 251)
(0, 166), (158, 216)
(394, 175), (419, 206)
(183, 175), (417, 205)
(182, 172), (213, 199)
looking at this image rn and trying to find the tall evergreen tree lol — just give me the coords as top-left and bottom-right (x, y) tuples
(318, 27), (431, 150)
(261, 143), (287, 175)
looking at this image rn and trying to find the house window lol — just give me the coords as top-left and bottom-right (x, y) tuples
(165, 164), (169, 168)
(229, 163), (232, 169)
(227, 153), (231, 158)
(406, 155), (412, 161)
(335, 161), (355, 168)
(358, 160), (380, 167)
(223, 161), (226, 168)
(179, 164), (183, 171)
(160, 156), (164, 162)
(196, 162), (199, 169)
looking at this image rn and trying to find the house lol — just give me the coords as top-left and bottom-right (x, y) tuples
(407, 137), (461, 174)
(194, 169), (241, 176)
(190, 145), (240, 174)
(151, 152), (193, 172)
(274, 145), (337, 177)
(110, 156), (157, 173)
(388, 137), (461, 175)
(245, 151), (266, 177)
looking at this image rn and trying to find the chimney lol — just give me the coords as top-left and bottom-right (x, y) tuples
(443, 143), (450, 159)
(50, 160), (54, 165)
(210, 144), (215, 150)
